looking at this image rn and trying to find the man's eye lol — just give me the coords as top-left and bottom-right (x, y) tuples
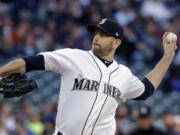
(94, 31), (107, 37)
(101, 33), (106, 37)
(100, 33), (104, 36)
(102, 33), (108, 37)
(94, 32), (99, 35)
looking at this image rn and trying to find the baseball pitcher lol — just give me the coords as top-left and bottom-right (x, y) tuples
(0, 18), (177, 135)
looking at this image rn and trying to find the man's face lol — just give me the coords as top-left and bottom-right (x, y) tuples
(92, 29), (115, 57)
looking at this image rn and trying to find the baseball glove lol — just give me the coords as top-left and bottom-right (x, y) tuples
(0, 73), (38, 98)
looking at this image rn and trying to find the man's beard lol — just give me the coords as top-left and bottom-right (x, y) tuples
(92, 42), (113, 57)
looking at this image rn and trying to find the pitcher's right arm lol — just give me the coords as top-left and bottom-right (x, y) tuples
(0, 55), (45, 79)
(0, 58), (26, 77)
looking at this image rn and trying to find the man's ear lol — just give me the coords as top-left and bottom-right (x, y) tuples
(114, 39), (122, 48)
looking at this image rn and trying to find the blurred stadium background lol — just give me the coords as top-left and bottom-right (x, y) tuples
(0, 0), (179, 135)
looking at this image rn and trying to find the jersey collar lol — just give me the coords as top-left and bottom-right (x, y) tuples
(89, 51), (119, 71)
(96, 55), (113, 67)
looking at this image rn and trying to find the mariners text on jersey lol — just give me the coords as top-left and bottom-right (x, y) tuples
(72, 78), (121, 102)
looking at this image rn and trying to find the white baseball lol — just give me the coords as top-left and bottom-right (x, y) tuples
(166, 33), (177, 42)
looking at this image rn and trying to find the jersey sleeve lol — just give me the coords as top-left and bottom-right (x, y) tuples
(121, 68), (145, 101)
(39, 48), (74, 74)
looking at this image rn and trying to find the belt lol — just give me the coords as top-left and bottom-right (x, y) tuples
(57, 131), (63, 135)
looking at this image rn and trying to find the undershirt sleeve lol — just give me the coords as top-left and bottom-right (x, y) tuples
(133, 77), (155, 100)
(22, 55), (45, 72)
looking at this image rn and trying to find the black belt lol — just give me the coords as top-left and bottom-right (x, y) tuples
(57, 131), (63, 135)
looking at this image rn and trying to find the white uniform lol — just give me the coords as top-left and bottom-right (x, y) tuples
(40, 48), (145, 135)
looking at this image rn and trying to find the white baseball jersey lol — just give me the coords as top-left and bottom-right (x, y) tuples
(40, 48), (145, 135)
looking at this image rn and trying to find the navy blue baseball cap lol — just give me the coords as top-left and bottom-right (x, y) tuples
(87, 18), (124, 39)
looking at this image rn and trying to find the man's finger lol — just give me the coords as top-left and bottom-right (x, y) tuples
(163, 32), (169, 40)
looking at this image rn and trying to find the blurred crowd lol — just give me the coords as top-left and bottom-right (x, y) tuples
(0, 101), (57, 135)
(115, 105), (180, 135)
(0, 102), (180, 135)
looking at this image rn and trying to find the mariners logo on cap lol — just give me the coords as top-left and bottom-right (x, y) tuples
(115, 32), (119, 37)
(99, 18), (107, 24)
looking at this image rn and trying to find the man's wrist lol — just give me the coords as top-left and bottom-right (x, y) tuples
(163, 52), (175, 59)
